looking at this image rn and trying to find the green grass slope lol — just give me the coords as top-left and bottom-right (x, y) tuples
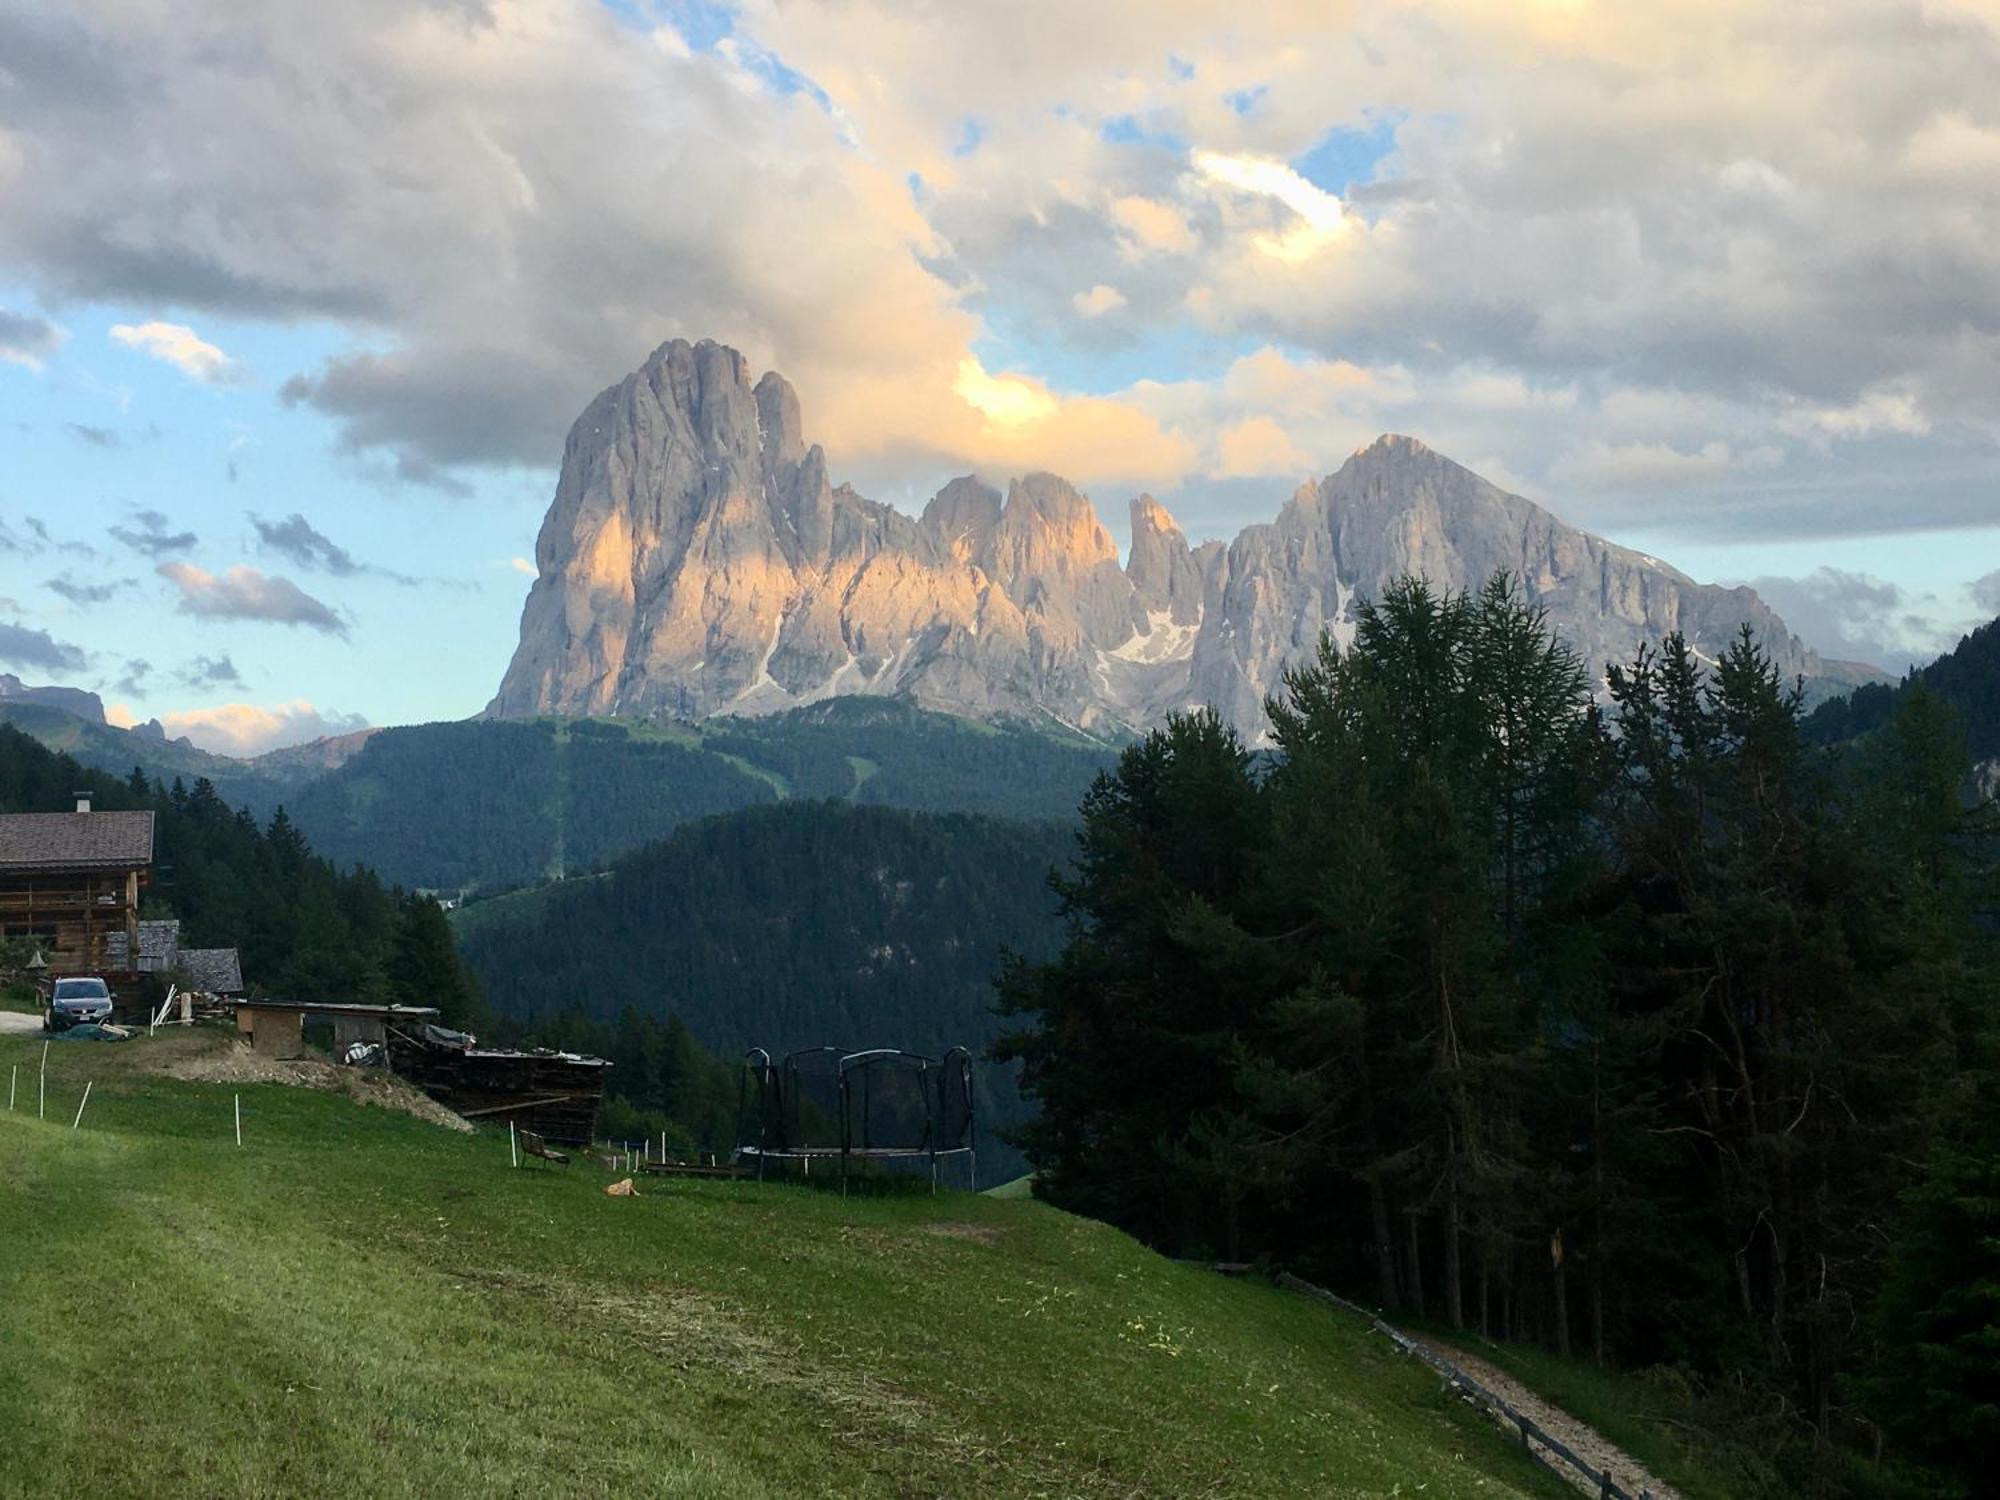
(0, 1029), (1565, 1499)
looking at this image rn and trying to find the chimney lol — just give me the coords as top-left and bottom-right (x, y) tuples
(74, 790), (92, 814)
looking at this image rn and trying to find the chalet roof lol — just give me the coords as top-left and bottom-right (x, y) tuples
(0, 810), (155, 872)
(106, 919), (181, 970)
(180, 948), (244, 994)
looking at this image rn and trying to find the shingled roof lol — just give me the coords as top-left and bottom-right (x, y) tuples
(180, 948), (244, 994)
(106, 919), (182, 971)
(0, 810), (155, 872)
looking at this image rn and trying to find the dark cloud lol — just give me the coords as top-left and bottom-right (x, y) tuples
(0, 621), (88, 673)
(108, 509), (198, 557)
(45, 574), (130, 606)
(248, 510), (423, 584)
(0, 519), (43, 555)
(249, 511), (359, 575)
(111, 657), (151, 697)
(178, 653), (243, 688)
(157, 562), (347, 636)
(0, 307), (63, 368)
(65, 422), (119, 449)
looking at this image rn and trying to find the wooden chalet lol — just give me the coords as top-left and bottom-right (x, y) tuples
(0, 793), (154, 984)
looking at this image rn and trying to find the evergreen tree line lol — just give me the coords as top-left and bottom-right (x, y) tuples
(0, 726), (483, 1025)
(491, 1006), (741, 1159)
(457, 799), (1075, 1176)
(1805, 611), (2000, 761)
(275, 700), (1113, 892)
(996, 576), (1998, 1497)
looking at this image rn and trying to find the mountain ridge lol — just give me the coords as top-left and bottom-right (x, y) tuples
(489, 339), (1877, 737)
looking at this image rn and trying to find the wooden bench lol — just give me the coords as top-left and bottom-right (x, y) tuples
(518, 1128), (569, 1166)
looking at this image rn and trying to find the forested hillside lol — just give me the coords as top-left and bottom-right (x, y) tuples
(1806, 611), (2000, 760)
(0, 726), (481, 1019)
(286, 699), (1112, 891)
(283, 717), (774, 890)
(1000, 578), (2000, 1498)
(456, 800), (1075, 1162)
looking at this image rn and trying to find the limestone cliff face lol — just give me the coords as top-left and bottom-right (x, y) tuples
(490, 341), (1861, 737)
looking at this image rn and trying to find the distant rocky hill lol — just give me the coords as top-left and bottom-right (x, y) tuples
(490, 338), (1876, 738)
(0, 672), (106, 723)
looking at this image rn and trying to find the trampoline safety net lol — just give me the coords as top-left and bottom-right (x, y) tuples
(737, 1045), (976, 1188)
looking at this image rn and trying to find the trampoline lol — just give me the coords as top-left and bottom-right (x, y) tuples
(737, 1045), (976, 1191)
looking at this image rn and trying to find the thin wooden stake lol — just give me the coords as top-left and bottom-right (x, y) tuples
(510, 1119), (519, 1168)
(71, 1080), (92, 1130)
(234, 1093), (242, 1147)
(8, 1064), (14, 1111)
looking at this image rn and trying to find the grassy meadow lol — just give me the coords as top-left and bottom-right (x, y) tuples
(0, 1025), (1573, 1499)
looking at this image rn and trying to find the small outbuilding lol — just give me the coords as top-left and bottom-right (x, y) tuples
(234, 1000), (441, 1059)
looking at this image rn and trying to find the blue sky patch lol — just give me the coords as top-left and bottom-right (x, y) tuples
(1293, 114), (1402, 196)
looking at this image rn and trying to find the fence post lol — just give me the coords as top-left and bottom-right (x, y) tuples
(71, 1080), (92, 1130)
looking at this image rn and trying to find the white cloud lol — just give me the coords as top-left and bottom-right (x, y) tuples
(509, 556), (536, 577)
(1783, 384), (1933, 441)
(5, 0), (1999, 543)
(157, 701), (369, 757)
(1190, 150), (1347, 262)
(1215, 415), (1312, 479)
(1550, 440), (1785, 493)
(108, 321), (243, 384)
(1072, 284), (1127, 318)
(1110, 195), (1195, 256)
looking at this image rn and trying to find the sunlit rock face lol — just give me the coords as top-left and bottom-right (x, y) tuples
(490, 340), (1863, 737)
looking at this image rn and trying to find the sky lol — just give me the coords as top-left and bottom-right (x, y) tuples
(2, 0), (1998, 755)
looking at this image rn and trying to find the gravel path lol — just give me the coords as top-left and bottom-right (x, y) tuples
(1403, 1331), (1685, 1500)
(0, 1010), (45, 1035)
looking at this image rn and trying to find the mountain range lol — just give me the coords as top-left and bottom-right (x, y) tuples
(489, 338), (1881, 738)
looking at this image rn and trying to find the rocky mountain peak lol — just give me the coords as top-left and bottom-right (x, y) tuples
(920, 476), (1004, 564)
(753, 369), (807, 470)
(491, 340), (1869, 736)
(1355, 432), (1435, 459)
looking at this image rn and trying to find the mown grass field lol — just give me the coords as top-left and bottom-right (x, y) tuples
(0, 1027), (1572, 1499)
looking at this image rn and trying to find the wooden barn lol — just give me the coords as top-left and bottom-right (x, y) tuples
(0, 793), (154, 987)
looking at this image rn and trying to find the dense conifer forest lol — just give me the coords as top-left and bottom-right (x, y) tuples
(456, 799), (1074, 1163)
(997, 577), (1999, 1498)
(284, 700), (1112, 890)
(1805, 612), (2000, 760)
(0, 726), (482, 1021)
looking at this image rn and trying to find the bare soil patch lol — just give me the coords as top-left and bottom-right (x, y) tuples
(159, 1041), (473, 1133)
